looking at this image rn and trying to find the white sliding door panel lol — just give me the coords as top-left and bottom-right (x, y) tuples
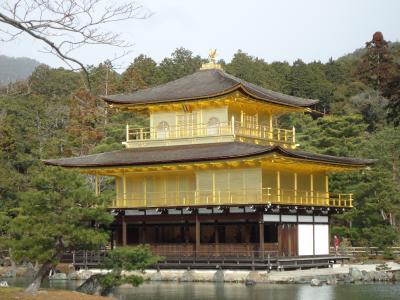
(298, 224), (314, 255)
(314, 224), (329, 255)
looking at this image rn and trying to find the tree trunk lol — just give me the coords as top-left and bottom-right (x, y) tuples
(24, 238), (64, 294)
(24, 260), (54, 294)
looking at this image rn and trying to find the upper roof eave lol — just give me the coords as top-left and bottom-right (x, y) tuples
(100, 69), (319, 109)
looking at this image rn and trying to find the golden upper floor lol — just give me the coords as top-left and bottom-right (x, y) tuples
(124, 97), (297, 149)
(111, 166), (353, 209)
(102, 67), (318, 149)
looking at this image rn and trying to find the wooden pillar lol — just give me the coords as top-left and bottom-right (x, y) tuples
(294, 173), (298, 203)
(156, 225), (162, 243)
(244, 220), (250, 243)
(122, 216), (127, 246)
(143, 223), (147, 244)
(139, 221), (146, 244)
(310, 174), (314, 204)
(277, 171), (281, 202)
(215, 221), (219, 255)
(292, 126), (296, 146)
(143, 177), (147, 206)
(184, 221), (189, 244)
(288, 225), (293, 256)
(277, 224), (282, 256)
(325, 174), (329, 205)
(139, 223), (143, 244)
(268, 113), (273, 142)
(115, 177), (119, 206)
(259, 213), (264, 258)
(122, 174), (127, 207)
(195, 214), (200, 257)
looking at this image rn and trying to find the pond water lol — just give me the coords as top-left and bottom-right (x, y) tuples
(5, 278), (400, 300)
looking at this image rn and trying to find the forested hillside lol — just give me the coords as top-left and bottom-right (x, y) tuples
(1, 38), (400, 249)
(0, 55), (40, 86)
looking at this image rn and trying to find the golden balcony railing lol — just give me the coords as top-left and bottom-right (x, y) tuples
(112, 188), (353, 209)
(125, 120), (296, 148)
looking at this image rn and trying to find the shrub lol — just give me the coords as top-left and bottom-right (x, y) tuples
(383, 248), (395, 260)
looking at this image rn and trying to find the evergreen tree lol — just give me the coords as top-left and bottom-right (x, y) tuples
(2, 167), (113, 293)
(120, 64), (147, 93)
(88, 61), (121, 96)
(286, 60), (335, 112)
(126, 54), (160, 86)
(30, 65), (82, 97)
(67, 89), (105, 156)
(357, 32), (400, 126)
(158, 48), (202, 83)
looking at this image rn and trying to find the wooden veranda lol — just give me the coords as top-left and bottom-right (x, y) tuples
(61, 249), (349, 271)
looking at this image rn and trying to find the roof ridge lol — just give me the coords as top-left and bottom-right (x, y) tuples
(100, 70), (208, 100)
(216, 69), (319, 106)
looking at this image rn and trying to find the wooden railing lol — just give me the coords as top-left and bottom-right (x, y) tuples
(233, 121), (295, 145)
(112, 187), (353, 208)
(62, 249), (346, 270)
(125, 120), (295, 147)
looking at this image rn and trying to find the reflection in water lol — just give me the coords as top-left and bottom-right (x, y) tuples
(5, 278), (400, 300)
(297, 284), (333, 300)
(115, 282), (400, 300)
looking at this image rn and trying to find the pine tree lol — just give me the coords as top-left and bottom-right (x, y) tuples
(121, 64), (147, 93)
(3, 167), (113, 293)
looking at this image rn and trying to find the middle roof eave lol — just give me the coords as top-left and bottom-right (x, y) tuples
(43, 142), (375, 169)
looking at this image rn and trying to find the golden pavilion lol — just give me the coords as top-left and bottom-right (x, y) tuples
(45, 52), (374, 259)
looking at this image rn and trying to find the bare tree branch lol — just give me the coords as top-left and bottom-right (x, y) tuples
(0, 0), (151, 90)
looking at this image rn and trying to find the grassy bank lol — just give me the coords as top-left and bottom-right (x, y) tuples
(0, 288), (112, 300)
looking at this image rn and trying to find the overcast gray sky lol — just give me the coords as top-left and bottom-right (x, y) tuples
(1, 0), (400, 69)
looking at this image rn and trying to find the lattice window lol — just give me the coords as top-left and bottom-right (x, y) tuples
(156, 121), (169, 139)
(207, 117), (220, 135)
(242, 112), (258, 128)
(177, 112), (200, 137)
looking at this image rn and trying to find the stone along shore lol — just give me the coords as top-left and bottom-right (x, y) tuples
(1, 262), (400, 287)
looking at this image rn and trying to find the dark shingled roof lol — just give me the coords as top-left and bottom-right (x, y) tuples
(43, 142), (375, 168)
(101, 69), (319, 108)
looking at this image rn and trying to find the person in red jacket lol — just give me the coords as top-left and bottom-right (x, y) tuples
(334, 235), (340, 254)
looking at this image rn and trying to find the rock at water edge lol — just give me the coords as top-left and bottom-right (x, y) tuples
(326, 276), (338, 285)
(213, 270), (224, 283)
(180, 270), (194, 282)
(310, 278), (322, 287)
(78, 270), (93, 280)
(245, 279), (256, 286)
(393, 270), (400, 282)
(349, 267), (363, 281)
(0, 281), (9, 288)
(150, 271), (162, 281)
(49, 272), (67, 280)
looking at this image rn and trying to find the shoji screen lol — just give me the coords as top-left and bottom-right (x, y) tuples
(298, 224), (314, 255)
